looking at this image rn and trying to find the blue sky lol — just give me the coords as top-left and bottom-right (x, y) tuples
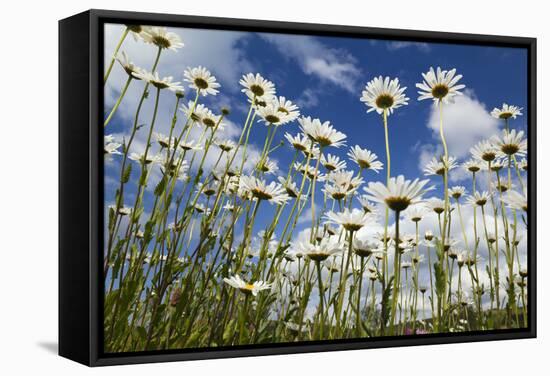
(103, 23), (528, 298)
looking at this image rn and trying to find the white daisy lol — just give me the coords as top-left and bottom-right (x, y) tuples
(347, 145), (383, 172)
(353, 238), (378, 258)
(284, 132), (312, 152)
(466, 191), (491, 207)
(299, 116), (347, 148)
(426, 198), (447, 214)
(416, 67), (465, 103)
(404, 205), (426, 222)
(423, 156), (458, 176)
(223, 274), (272, 296)
(294, 236), (342, 262)
(517, 158), (528, 171)
(129, 152), (161, 165)
(178, 140), (203, 151)
(327, 170), (364, 191)
(239, 73), (276, 102)
(321, 153), (347, 171)
(360, 76), (409, 115)
(501, 190), (527, 212)
(215, 139), (236, 153)
(491, 103), (523, 120)
(449, 186), (467, 200)
(132, 70), (184, 91)
(254, 156), (279, 175)
(357, 196), (377, 214)
(116, 51), (142, 77)
(256, 103), (290, 126)
(363, 175), (433, 212)
(183, 66), (220, 96)
(141, 26), (184, 51)
(239, 176), (290, 205)
(323, 183), (355, 201)
(274, 96), (300, 122)
(470, 140), (499, 162)
(324, 208), (372, 232)
(125, 24), (146, 40)
(180, 102), (209, 123)
(491, 129), (527, 157)
(463, 158), (484, 174)
(104, 134), (122, 155)
(277, 176), (302, 199)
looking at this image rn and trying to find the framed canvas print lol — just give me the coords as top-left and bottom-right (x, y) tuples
(59, 9), (536, 366)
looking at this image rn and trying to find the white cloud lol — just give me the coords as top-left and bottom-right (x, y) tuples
(387, 41), (431, 52)
(260, 34), (362, 93)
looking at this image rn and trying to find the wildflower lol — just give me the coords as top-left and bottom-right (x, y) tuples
(141, 26), (184, 51)
(324, 208), (372, 232)
(360, 76), (409, 115)
(491, 103), (523, 120)
(347, 146), (384, 172)
(183, 66), (220, 96)
(223, 274), (272, 296)
(416, 66), (465, 103)
(299, 116), (347, 148)
(363, 175), (433, 212)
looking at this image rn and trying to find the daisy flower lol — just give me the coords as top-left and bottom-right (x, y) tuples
(129, 152), (161, 165)
(215, 139), (236, 153)
(299, 116), (347, 148)
(116, 51), (142, 77)
(353, 238), (378, 258)
(470, 140), (499, 162)
(324, 208), (372, 232)
(357, 196), (377, 214)
(154, 133), (175, 149)
(285, 133), (312, 152)
(321, 153), (347, 171)
(416, 67), (465, 103)
(178, 140), (203, 151)
(449, 186), (466, 200)
(323, 183), (355, 201)
(200, 109), (221, 128)
(125, 24), (146, 40)
(517, 158), (528, 171)
(360, 76), (409, 115)
(141, 26), (184, 51)
(491, 129), (527, 157)
(463, 158), (483, 173)
(491, 103), (523, 120)
(180, 102), (209, 123)
(223, 274), (272, 296)
(183, 66), (220, 96)
(423, 156), (458, 176)
(426, 198), (446, 214)
(104, 135), (122, 155)
(256, 103), (290, 126)
(132, 70), (184, 91)
(294, 237), (342, 262)
(501, 190), (527, 212)
(347, 145), (384, 172)
(254, 156), (279, 175)
(404, 206), (426, 222)
(239, 176), (290, 205)
(277, 176), (302, 199)
(274, 96), (300, 122)
(327, 170), (364, 191)
(239, 73), (276, 102)
(363, 175), (433, 212)
(466, 191), (491, 207)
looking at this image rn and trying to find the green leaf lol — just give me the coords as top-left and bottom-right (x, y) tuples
(122, 163), (132, 183)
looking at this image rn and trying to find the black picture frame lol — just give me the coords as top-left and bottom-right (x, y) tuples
(59, 9), (537, 366)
